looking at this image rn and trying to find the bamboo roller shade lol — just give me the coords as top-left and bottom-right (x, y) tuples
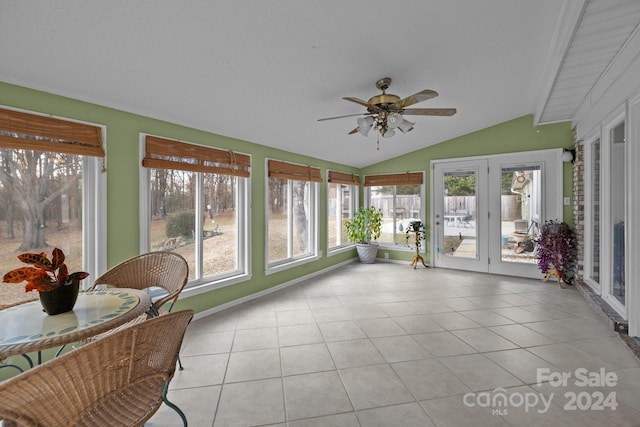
(268, 159), (321, 182)
(0, 107), (104, 157)
(328, 170), (361, 185)
(142, 135), (251, 177)
(364, 172), (423, 187)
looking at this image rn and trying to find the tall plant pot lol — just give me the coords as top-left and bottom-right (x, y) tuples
(39, 282), (80, 315)
(355, 243), (379, 264)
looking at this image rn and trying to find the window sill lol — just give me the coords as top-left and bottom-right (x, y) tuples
(179, 272), (253, 299)
(266, 254), (321, 275)
(327, 245), (355, 256)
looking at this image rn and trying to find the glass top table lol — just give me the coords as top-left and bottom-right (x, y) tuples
(0, 289), (152, 361)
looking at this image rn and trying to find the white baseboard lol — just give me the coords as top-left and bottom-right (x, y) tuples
(193, 258), (357, 321)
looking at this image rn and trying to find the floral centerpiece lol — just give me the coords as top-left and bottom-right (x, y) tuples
(534, 220), (576, 287)
(3, 248), (89, 314)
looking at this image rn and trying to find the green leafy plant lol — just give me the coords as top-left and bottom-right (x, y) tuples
(405, 220), (427, 248)
(344, 206), (383, 244)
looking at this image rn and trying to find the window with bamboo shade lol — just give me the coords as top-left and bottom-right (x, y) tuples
(365, 171), (424, 247)
(142, 135), (250, 177)
(140, 134), (250, 284)
(327, 170), (359, 250)
(266, 159), (319, 269)
(0, 107), (104, 157)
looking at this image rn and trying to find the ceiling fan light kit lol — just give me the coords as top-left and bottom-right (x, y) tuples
(398, 118), (415, 133)
(357, 116), (375, 136)
(318, 77), (456, 147)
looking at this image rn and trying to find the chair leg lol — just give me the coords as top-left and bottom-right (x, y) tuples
(162, 381), (188, 426)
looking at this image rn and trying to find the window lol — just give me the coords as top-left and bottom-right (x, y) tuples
(364, 172), (423, 247)
(267, 159), (319, 271)
(141, 135), (250, 289)
(0, 107), (106, 283)
(609, 120), (625, 306)
(327, 171), (359, 251)
(587, 137), (601, 287)
(585, 113), (627, 316)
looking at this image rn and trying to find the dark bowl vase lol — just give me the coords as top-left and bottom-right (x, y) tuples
(39, 282), (80, 315)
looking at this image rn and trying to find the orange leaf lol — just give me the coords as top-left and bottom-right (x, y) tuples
(17, 252), (53, 271)
(24, 282), (39, 292)
(52, 248), (65, 270)
(57, 263), (68, 284)
(3, 267), (39, 283)
(25, 278), (55, 293)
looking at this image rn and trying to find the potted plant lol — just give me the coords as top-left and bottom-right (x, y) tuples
(345, 206), (383, 263)
(534, 220), (576, 288)
(3, 247), (89, 315)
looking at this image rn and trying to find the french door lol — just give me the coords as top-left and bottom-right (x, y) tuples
(432, 150), (563, 278)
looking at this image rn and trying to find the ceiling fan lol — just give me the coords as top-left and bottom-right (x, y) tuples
(318, 77), (456, 139)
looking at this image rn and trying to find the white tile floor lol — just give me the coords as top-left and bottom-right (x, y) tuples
(147, 263), (640, 427)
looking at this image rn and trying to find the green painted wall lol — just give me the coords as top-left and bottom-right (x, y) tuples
(360, 115), (574, 263)
(0, 82), (358, 313)
(0, 82), (573, 312)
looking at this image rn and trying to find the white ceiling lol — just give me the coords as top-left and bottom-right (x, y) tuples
(1, 0), (638, 168)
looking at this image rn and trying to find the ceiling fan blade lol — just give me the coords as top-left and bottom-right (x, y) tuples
(317, 112), (369, 122)
(342, 97), (375, 108)
(402, 108), (457, 116)
(396, 90), (439, 109)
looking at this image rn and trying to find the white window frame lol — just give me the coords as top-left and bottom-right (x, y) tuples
(0, 106), (107, 283)
(84, 153), (108, 282)
(327, 174), (359, 255)
(138, 135), (251, 298)
(265, 161), (320, 274)
(597, 109), (627, 317)
(582, 133), (601, 294)
(365, 175), (425, 251)
(584, 106), (631, 319)
(628, 93), (640, 337)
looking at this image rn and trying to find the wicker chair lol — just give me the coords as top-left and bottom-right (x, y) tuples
(83, 251), (189, 344)
(0, 310), (194, 427)
(89, 251), (189, 316)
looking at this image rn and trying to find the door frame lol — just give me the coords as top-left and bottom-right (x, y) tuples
(431, 159), (489, 273)
(430, 149), (564, 278)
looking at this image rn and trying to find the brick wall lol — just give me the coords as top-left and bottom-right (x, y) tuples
(572, 128), (585, 282)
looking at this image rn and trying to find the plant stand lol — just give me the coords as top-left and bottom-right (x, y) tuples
(543, 267), (565, 289)
(409, 229), (428, 269)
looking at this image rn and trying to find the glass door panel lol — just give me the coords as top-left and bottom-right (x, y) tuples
(499, 166), (541, 265)
(488, 151), (562, 278)
(443, 170), (478, 259)
(432, 159), (488, 273)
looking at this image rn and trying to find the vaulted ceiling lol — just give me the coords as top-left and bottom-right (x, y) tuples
(1, 1), (639, 167)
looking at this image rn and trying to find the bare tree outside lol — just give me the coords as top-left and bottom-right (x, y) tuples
(0, 149), (83, 275)
(292, 181), (308, 253)
(267, 178), (312, 263)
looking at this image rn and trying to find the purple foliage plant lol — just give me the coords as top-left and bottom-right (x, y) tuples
(535, 219), (577, 285)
